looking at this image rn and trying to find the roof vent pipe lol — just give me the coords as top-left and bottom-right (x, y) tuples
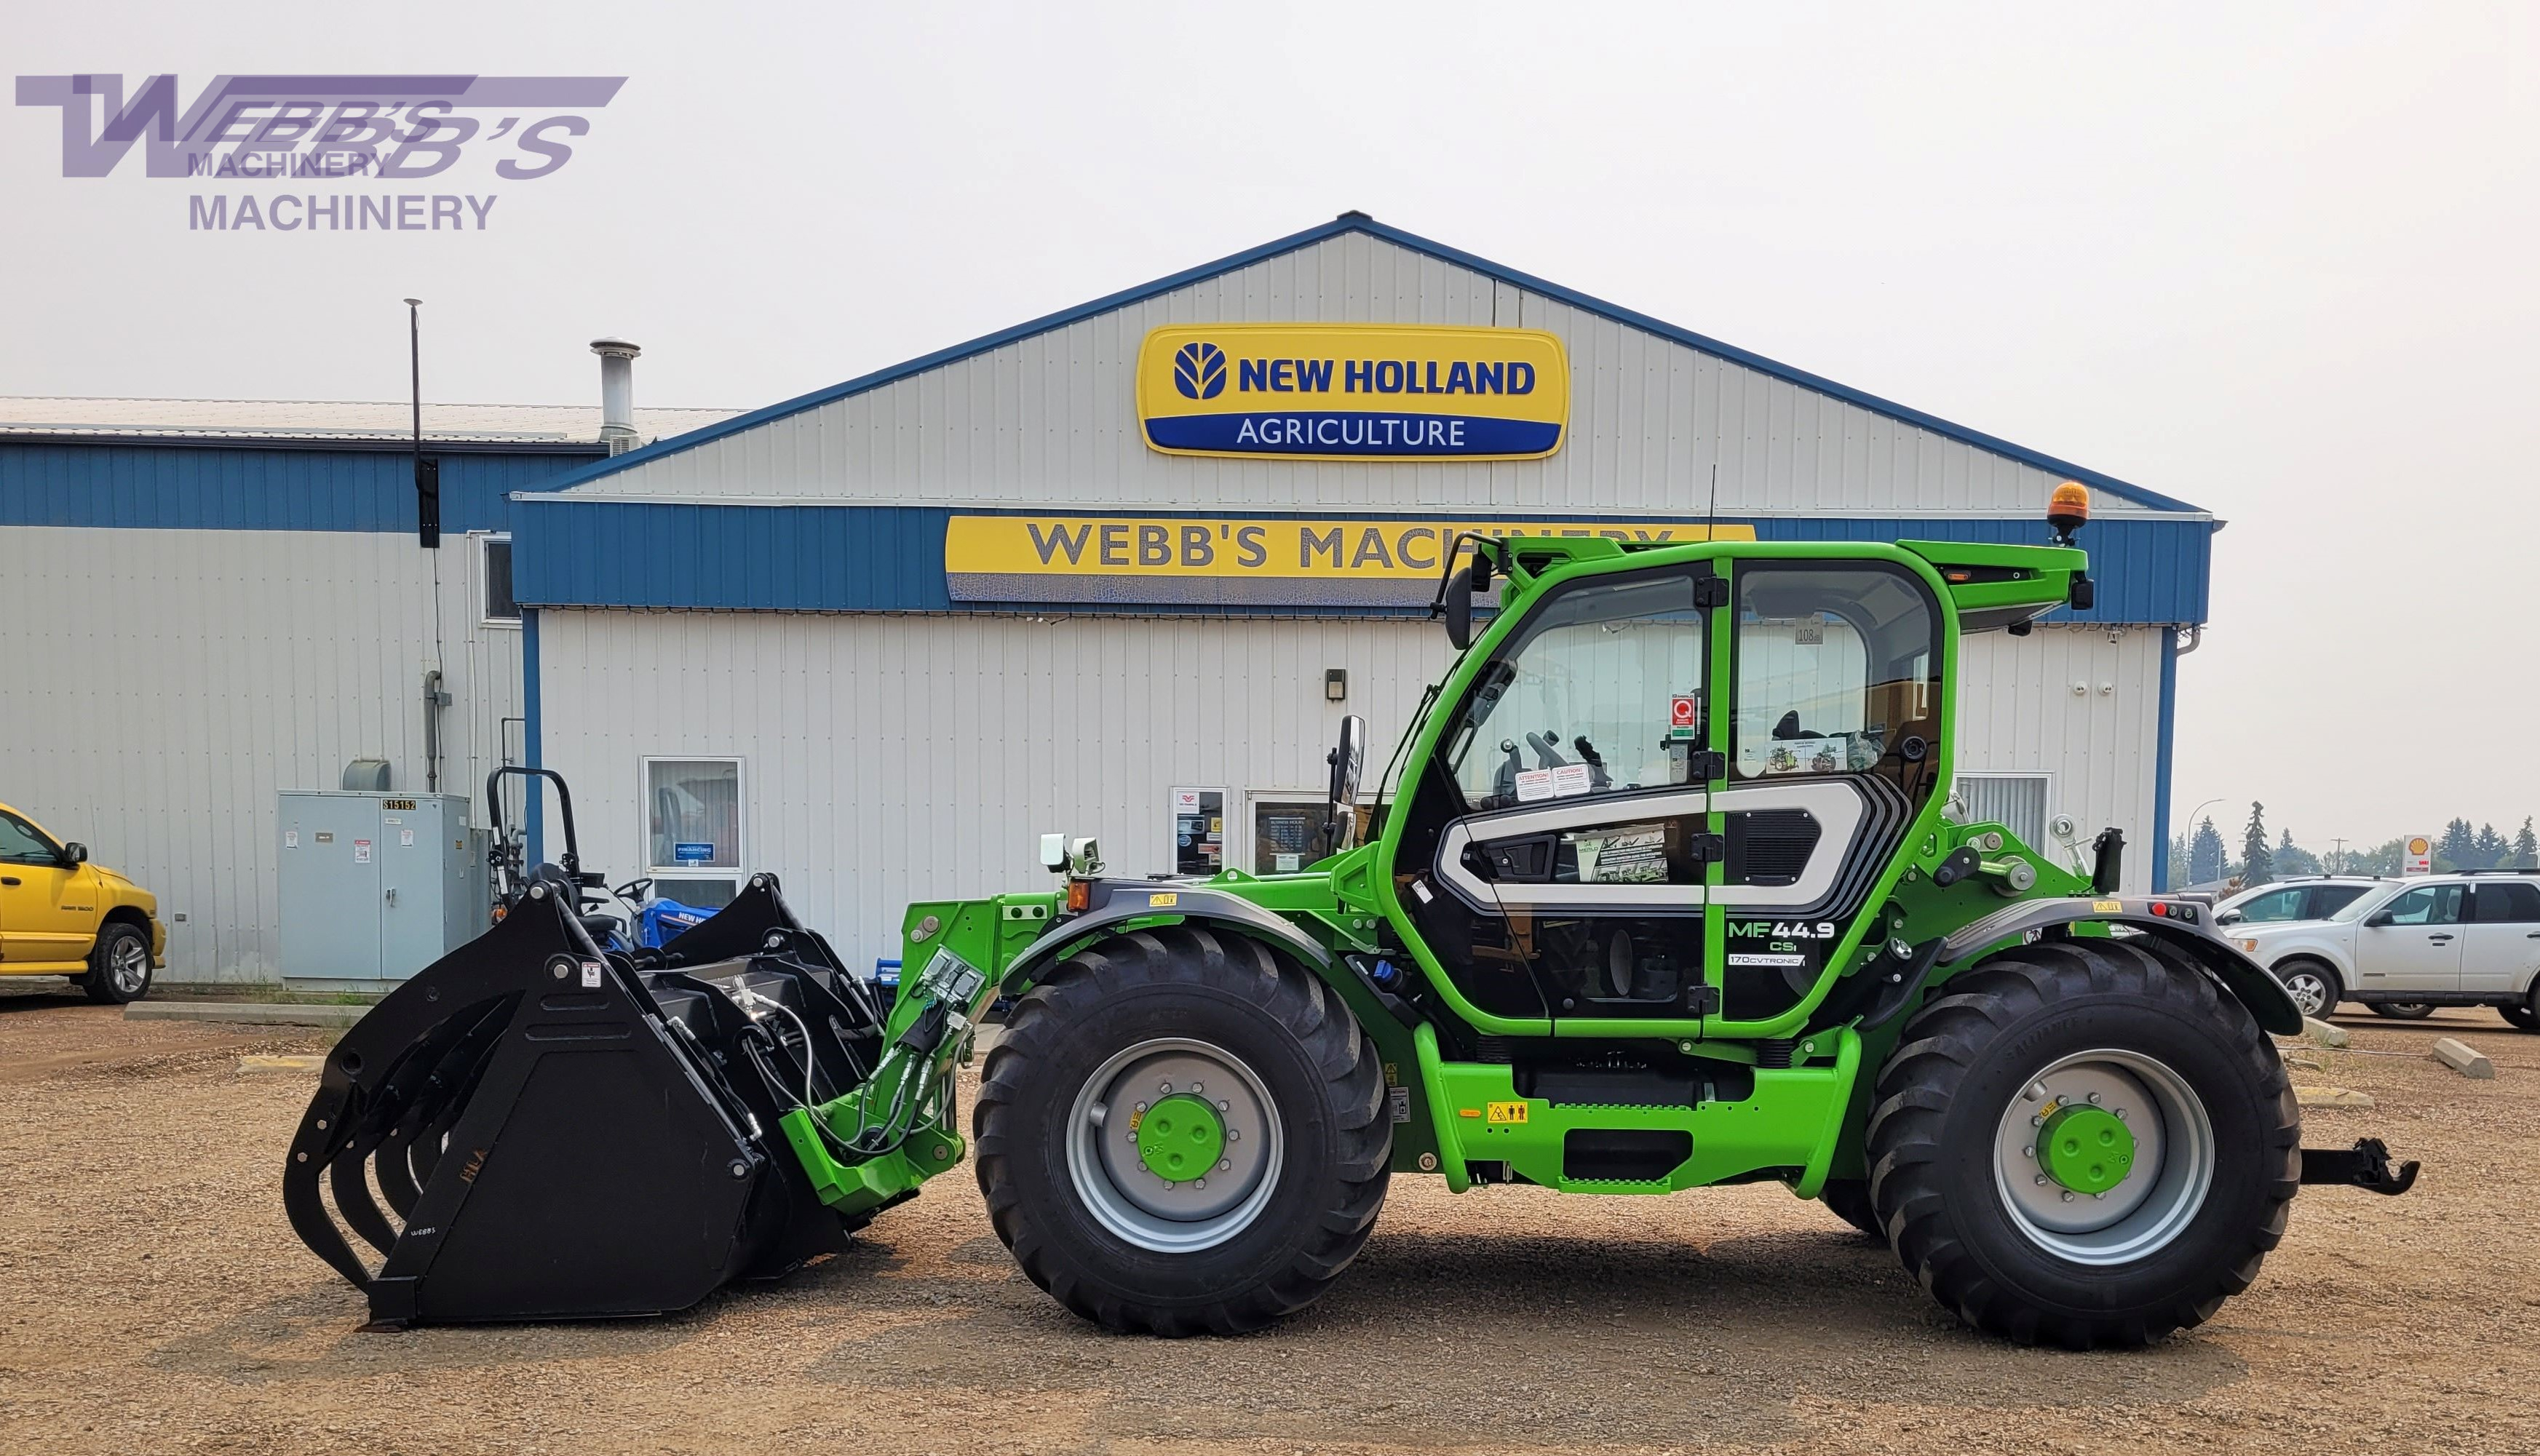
(590, 338), (640, 455)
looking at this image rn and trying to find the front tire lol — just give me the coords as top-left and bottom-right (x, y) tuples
(973, 925), (1390, 1335)
(1866, 936), (2300, 1348)
(2273, 959), (2341, 1019)
(82, 923), (153, 1004)
(1818, 1178), (1884, 1238)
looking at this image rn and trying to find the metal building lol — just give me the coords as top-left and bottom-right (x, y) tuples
(515, 215), (2213, 969)
(0, 394), (731, 981)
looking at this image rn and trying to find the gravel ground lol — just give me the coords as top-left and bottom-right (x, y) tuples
(4, 983), (2536, 1455)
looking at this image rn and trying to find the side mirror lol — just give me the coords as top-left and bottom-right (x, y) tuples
(1325, 715), (1367, 852)
(2215, 910), (2242, 926)
(1442, 565), (1475, 651)
(2364, 911), (2393, 928)
(61, 842), (88, 865)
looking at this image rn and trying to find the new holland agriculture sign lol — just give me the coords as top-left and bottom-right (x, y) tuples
(1135, 323), (1570, 461)
(943, 516), (1752, 607)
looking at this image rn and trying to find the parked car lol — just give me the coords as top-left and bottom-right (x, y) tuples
(0, 801), (163, 1003)
(2212, 875), (2386, 927)
(2235, 870), (2540, 1030)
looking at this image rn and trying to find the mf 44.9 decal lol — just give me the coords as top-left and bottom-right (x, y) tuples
(1726, 921), (1838, 940)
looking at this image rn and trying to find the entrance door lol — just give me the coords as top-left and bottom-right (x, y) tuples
(1408, 566), (1715, 1021)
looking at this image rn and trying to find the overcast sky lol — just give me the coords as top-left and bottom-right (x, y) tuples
(8, 2), (2534, 856)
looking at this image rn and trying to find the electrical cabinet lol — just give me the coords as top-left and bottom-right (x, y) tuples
(279, 792), (485, 987)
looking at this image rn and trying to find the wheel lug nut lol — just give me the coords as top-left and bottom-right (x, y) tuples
(2060, 1191), (2075, 1203)
(2087, 1092), (2103, 1105)
(2113, 1108), (2127, 1121)
(1191, 1082), (1204, 1094)
(1219, 1158), (1232, 1171)
(1192, 1177), (1206, 1190)
(1227, 1129), (1239, 1142)
(1218, 1099), (1230, 1111)
(2034, 1174), (2047, 1186)
(2021, 1146), (2035, 1159)
(1161, 1081), (1173, 1094)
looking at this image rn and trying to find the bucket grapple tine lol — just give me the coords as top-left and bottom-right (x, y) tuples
(328, 1134), (402, 1257)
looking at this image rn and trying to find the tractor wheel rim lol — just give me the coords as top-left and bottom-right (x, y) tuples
(2280, 971), (2330, 1017)
(1992, 1048), (2213, 1266)
(110, 939), (148, 995)
(1066, 1036), (1284, 1254)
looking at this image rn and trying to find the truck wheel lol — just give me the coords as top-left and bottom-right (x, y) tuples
(82, 923), (154, 1004)
(2271, 959), (2340, 1019)
(2368, 1002), (2435, 1020)
(1865, 936), (2300, 1348)
(1818, 1177), (1884, 1238)
(2501, 1000), (2540, 1033)
(973, 924), (1391, 1336)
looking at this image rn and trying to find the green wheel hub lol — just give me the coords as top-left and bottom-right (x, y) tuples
(2037, 1103), (2135, 1196)
(1135, 1094), (1226, 1183)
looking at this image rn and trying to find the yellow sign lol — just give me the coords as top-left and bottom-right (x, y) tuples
(1147, 892), (1178, 908)
(944, 515), (1753, 608)
(2092, 899), (2124, 914)
(1136, 323), (1570, 461)
(1485, 1101), (1529, 1125)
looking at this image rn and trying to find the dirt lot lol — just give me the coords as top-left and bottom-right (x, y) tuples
(4, 984), (2536, 1455)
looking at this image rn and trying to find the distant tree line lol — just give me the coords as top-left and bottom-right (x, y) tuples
(2163, 804), (2540, 888)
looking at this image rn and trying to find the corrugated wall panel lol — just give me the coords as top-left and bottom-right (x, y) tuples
(535, 610), (1458, 967)
(566, 234), (2184, 522)
(1954, 624), (2165, 892)
(0, 442), (597, 533)
(0, 524), (525, 981)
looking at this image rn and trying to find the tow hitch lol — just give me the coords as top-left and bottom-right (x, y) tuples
(2299, 1137), (2421, 1196)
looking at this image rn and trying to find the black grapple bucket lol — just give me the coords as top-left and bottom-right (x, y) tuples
(283, 873), (889, 1327)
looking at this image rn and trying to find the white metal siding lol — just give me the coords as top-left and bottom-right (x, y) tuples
(536, 610), (2163, 968)
(1954, 624), (2164, 892)
(0, 525), (522, 981)
(568, 234), (2148, 520)
(535, 609), (1454, 967)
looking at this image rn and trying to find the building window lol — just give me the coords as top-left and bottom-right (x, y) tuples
(1956, 772), (2051, 850)
(480, 534), (520, 625)
(643, 757), (742, 907)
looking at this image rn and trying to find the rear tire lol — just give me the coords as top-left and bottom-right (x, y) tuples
(2369, 1002), (2436, 1021)
(82, 923), (153, 1004)
(2272, 959), (2341, 1019)
(1818, 1177), (1884, 1238)
(1865, 936), (2300, 1348)
(2501, 999), (2540, 1033)
(972, 925), (1390, 1336)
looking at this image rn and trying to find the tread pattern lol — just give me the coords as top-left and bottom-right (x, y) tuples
(1865, 935), (2301, 1348)
(972, 924), (1390, 1335)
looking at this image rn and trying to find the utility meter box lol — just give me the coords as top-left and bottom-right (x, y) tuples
(279, 791), (485, 987)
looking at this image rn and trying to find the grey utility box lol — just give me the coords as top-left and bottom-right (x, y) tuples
(279, 791), (486, 987)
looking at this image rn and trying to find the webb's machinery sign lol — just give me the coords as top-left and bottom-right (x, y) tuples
(942, 514), (1752, 606)
(1134, 323), (1570, 461)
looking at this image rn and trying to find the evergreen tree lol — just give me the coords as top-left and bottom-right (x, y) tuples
(2167, 832), (2191, 889)
(2241, 802), (2274, 886)
(2473, 822), (2507, 870)
(2439, 818), (2477, 871)
(2190, 817), (2226, 883)
(2517, 816), (2537, 869)
(2274, 827), (2320, 878)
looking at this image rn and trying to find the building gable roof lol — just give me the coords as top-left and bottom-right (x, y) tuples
(542, 213), (2200, 514)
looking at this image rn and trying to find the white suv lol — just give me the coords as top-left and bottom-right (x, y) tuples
(2235, 872), (2540, 1030)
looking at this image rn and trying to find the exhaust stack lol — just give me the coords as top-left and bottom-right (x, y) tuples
(591, 337), (640, 455)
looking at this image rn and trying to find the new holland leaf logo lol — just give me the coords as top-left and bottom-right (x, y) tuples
(1172, 341), (1228, 401)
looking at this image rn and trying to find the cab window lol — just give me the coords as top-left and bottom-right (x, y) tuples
(0, 812), (59, 866)
(1733, 562), (1941, 787)
(1442, 570), (1706, 811)
(2378, 883), (2466, 926)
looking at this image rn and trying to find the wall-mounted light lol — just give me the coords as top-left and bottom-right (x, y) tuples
(1325, 669), (1348, 702)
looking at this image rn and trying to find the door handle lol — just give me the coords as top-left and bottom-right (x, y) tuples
(0, 876), (17, 886)
(2428, 933), (2453, 942)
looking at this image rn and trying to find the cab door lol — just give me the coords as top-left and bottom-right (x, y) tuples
(0, 808), (95, 968)
(1403, 565), (1714, 1022)
(2354, 881), (2466, 994)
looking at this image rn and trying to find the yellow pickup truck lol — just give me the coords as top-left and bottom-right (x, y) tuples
(0, 802), (164, 1003)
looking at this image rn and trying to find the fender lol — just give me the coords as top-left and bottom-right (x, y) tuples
(995, 880), (1334, 997)
(1937, 895), (2305, 1037)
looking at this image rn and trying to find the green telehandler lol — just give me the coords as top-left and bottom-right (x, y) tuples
(285, 483), (2416, 1348)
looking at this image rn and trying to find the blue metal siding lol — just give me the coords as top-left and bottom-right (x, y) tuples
(514, 500), (2212, 625)
(0, 442), (595, 534)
